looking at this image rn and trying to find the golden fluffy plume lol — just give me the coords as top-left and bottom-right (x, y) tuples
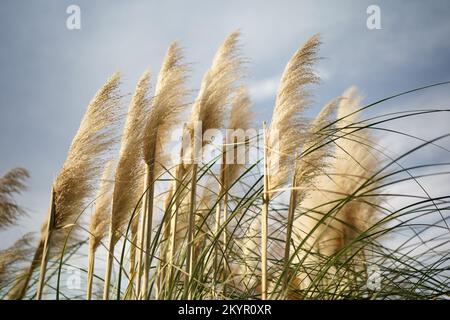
(19, 72), (122, 300)
(225, 85), (253, 187)
(52, 72), (122, 241)
(138, 43), (190, 297)
(143, 42), (190, 172)
(294, 87), (382, 259)
(110, 71), (150, 245)
(187, 31), (243, 144)
(173, 30), (244, 248)
(267, 34), (321, 195)
(292, 98), (339, 206)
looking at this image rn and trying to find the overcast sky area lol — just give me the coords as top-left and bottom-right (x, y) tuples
(1, 0), (450, 249)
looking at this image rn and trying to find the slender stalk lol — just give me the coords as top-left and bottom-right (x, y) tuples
(141, 163), (155, 299)
(156, 182), (176, 299)
(222, 192), (229, 271)
(283, 173), (297, 296)
(213, 201), (221, 296)
(136, 183), (148, 297)
(221, 191), (229, 297)
(128, 229), (138, 299)
(127, 201), (141, 299)
(157, 196), (173, 299)
(167, 176), (181, 290)
(167, 199), (178, 287)
(220, 140), (230, 294)
(261, 122), (269, 300)
(36, 188), (55, 300)
(213, 138), (228, 288)
(184, 163), (198, 299)
(103, 230), (115, 300)
(167, 133), (187, 289)
(86, 248), (95, 300)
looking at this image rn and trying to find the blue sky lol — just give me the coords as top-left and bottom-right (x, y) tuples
(1, 0), (450, 248)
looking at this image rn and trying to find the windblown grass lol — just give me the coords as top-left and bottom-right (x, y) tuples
(1, 33), (449, 301)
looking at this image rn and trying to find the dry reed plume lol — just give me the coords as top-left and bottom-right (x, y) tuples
(1, 32), (447, 302)
(291, 87), (382, 293)
(138, 42), (190, 298)
(214, 85), (253, 290)
(172, 31), (244, 298)
(266, 34), (321, 193)
(282, 98), (338, 294)
(103, 71), (150, 300)
(261, 34), (321, 299)
(18, 72), (122, 300)
(225, 85), (253, 187)
(0, 168), (29, 230)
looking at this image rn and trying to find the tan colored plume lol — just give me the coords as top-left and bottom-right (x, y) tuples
(294, 86), (382, 262)
(143, 42), (190, 172)
(225, 85), (253, 187)
(174, 30), (244, 244)
(0, 168), (29, 229)
(267, 34), (321, 195)
(110, 71), (150, 245)
(52, 71), (122, 242)
(13, 72), (122, 300)
(138, 44), (189, 294)
(186, 30), (244, 151)
(292, 98), (339, 207)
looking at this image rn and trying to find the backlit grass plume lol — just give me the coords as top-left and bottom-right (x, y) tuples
(171, 30), (244, 248)
(215, 85), (253, 286)
(103, 71), (150, 300)
(266, 34), (321, 193)
(0, 168), (29, 230)
(262, 34), (321, 299)
(2, 31), (449, 302)
(173, 31), (244, 297)
(138, 42), (190, 298)
(291, 87), (383, 294)
(35, 72), (122, 299)
(322, 87), (382, 251)
(282, 98), (338, 294)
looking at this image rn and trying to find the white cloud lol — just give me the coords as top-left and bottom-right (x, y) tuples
(249, 76), (280, 103)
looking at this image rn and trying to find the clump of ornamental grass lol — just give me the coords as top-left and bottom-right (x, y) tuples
(166, 30), (244, 299)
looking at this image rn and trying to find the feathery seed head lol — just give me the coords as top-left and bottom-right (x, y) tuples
(143, 42), (190, 173)
(51, 72), (122, 245)
(110, 71), (150, 244)
(267, 34), (321, 194)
